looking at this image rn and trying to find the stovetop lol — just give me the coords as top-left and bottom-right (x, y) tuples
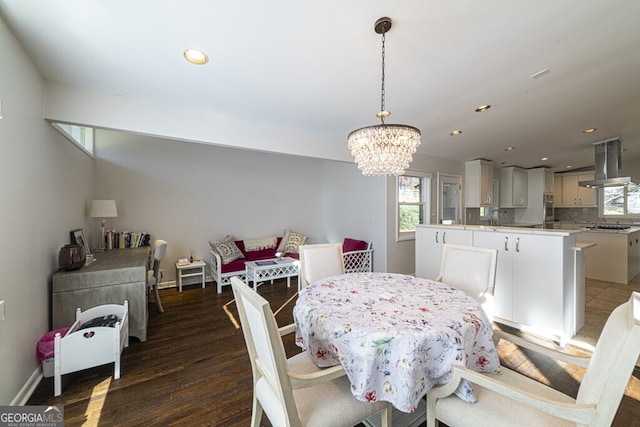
(587, 224), (632, 231)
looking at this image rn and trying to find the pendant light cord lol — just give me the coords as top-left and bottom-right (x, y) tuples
(380, 31), (386, 124)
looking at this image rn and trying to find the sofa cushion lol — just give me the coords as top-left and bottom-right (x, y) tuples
(276, 229), (308, 254)
(220, 258), (248, 274)
(211, 236), (245, 265)
(343, 238), (368, 253)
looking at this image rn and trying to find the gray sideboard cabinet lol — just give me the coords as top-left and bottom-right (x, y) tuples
(52, 247), (150, 342)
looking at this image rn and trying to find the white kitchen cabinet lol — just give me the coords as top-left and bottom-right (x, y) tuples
(473, 230), (577, 340)
(628, 231), (640, 282)
(465, 159), (494, 207)
(544, 169), (555, 194)
(415, 225), (473, 279)
(499, 166), (528, 208)
(559, 173), (596, 207)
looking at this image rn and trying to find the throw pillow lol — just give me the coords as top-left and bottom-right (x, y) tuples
(276, 229), (308, 254)
(210, 235), (245, 265)
(343, 238), (368, 253)
(209, 235), (232, 252)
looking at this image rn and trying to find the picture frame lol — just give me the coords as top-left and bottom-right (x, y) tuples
(71, 229), (91, 255)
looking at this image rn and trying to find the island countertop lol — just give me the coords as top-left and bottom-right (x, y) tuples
(416, 223), (584, 237)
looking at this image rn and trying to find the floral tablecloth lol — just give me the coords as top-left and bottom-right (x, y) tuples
(293, 272), (499, 413)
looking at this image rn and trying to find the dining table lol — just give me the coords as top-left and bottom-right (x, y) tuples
(293, 272), (500, 413)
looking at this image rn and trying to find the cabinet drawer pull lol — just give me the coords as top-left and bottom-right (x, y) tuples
(504, 237), (509, 251)
(443, 232), (447, 244)
(435, 232), (439, 243)
(516, 237), (520, 252)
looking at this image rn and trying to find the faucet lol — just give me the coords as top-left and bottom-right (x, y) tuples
(490, 209), (500, 226)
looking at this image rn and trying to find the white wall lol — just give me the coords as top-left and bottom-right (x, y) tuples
(94, 130), (344, 283)
(0, 16), (94, 405)
(321, 162), (388, 271)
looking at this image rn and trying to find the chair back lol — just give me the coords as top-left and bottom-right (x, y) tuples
(435, 244), (497, 301)
(231, 276), (300, 426)
(576, 292), (640, 426)
(151, 239), (167, 277)
(298, 243), (345, 289)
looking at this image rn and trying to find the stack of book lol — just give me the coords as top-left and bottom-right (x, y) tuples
(104, 230), (151, 250)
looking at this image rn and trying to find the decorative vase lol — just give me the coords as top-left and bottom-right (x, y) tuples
(58, 244), (86, 271)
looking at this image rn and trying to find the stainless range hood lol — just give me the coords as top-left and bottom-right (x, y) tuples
(578, 138), (636, 188)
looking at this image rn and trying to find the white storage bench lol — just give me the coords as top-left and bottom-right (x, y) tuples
(53, 301), (129, 396)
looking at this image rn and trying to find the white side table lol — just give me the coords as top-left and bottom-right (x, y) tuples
(175, 260), (206, 292)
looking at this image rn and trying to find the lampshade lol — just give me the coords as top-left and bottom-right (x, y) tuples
(347, 17), (421, 176)
(89, 200), (118, 218)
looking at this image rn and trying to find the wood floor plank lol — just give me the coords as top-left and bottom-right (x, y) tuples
(27, 278), (639, 426)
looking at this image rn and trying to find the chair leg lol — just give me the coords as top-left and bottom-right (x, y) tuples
(380, 404), (392, 427)
(251, 397), (263, 427)
(153, 282), (164, 313)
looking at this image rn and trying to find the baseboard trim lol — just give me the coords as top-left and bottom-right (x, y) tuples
(11, 367), (43, 406)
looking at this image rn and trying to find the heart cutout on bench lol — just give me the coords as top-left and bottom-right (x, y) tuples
(83, 331), (95, 338)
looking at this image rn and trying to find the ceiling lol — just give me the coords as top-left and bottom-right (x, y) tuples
(1, 1), (639, 172)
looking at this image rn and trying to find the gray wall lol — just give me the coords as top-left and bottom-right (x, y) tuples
(94, 130), (335, 282)
(0, 16), (94, 405)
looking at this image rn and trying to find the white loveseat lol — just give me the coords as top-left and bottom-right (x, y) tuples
(209, 235), (373, 293)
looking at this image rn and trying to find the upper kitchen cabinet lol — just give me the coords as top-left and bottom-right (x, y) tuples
(557, 172), (596, 207)
(499, 166), (528, 208)
(465, 159), (494, 207)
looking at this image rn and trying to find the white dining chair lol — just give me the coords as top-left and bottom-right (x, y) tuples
(230, 276), (392, 427)
(435, 244), (498, 314)
(426, 291), (640, 427)
(148, 239), (167, 313)
(298, 243), (345, 290)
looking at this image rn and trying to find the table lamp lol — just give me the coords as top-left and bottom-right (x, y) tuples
(89, 199), (118, 251)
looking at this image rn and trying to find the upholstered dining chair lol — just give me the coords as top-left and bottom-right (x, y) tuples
(426, 291), (640, 427)
(435, 243), (498, 317)
(148, 239), (167, 313)
(298, 243), (345, 290)
(231, 276), (391, 427)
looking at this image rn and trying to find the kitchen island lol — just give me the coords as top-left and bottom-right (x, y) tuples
(576, 226), (640, 284)
(416, 224), (588, 343)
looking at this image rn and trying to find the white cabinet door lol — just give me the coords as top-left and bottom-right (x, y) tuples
(499, 167), (528, 208)
(473, 232), (565, 334)
(510, 234), (564, 330)
(415, 226), (473, 279)
(465, 160), (494, 207)
(561, 173), (596, 207)
(576, 173), (596, 206)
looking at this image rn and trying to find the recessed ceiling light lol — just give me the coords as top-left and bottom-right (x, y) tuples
(504, 146), (515, 151)
(449, 130), (462, 136)
(475, 105), (491, 112)
(531, 68), (551, 79)
(541, 157), (549, 161)
(184, 48), (208, 65)
(582, 128), (597, 133)
(566, 165), (573, 169)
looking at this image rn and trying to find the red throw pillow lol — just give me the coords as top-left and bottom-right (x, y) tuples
(342, 238), (368, 253)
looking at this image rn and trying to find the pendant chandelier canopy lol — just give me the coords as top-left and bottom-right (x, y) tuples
(347, 17), (421, 176)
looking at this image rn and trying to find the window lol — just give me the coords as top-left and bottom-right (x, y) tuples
(51, 122), (95, 156)
(397, 170), (431, 241)
(601, 183), (640, 217)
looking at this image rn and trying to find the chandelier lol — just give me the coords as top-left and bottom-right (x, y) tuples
(347, 17), (421, 176)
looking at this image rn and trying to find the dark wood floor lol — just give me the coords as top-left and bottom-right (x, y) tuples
(28, 278), (640, 426)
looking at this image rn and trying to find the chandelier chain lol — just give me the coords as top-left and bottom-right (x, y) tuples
(380, 31), (386, 124)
